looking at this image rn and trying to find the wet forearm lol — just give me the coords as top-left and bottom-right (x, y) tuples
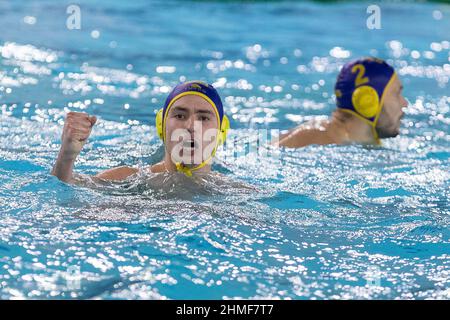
(51, 151), (77, 183)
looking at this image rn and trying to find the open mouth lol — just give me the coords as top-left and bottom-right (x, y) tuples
(182, 139), (198, 150)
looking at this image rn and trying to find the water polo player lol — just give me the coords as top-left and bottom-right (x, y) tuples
(51, 81), (230, 183)
(277, 57), (408, 148)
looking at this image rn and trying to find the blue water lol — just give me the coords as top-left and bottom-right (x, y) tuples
(0, 0), (449, 299)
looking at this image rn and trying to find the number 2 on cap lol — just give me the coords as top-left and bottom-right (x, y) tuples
(351, 64), (369, 87)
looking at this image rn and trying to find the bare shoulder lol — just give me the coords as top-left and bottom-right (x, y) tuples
(95, 166), (139, 181)
(278, 119), (332, 148)
(145, 161), (166, 173)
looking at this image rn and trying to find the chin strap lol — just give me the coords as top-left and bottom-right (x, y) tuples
(175, 148), (217, 177)
(339, 109), (381, 145)
(175, 162), (194, 177)
(371, 126), (381, 145)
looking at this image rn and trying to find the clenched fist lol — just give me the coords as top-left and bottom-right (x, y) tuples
(60, 112), (97, 159)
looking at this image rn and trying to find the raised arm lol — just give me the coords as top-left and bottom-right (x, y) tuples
(51, 112), (138, 183)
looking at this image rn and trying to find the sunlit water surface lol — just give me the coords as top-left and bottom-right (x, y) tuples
(0, 0), (449, 299)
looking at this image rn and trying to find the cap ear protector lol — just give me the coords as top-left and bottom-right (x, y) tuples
(156, 108), (163, 140)
(351, 85), (380, 119)
(218, 114), (230, 145)
(155, 108), (229, 146)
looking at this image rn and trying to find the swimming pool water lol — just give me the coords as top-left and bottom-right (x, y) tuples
(0, 0), (449, 299)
